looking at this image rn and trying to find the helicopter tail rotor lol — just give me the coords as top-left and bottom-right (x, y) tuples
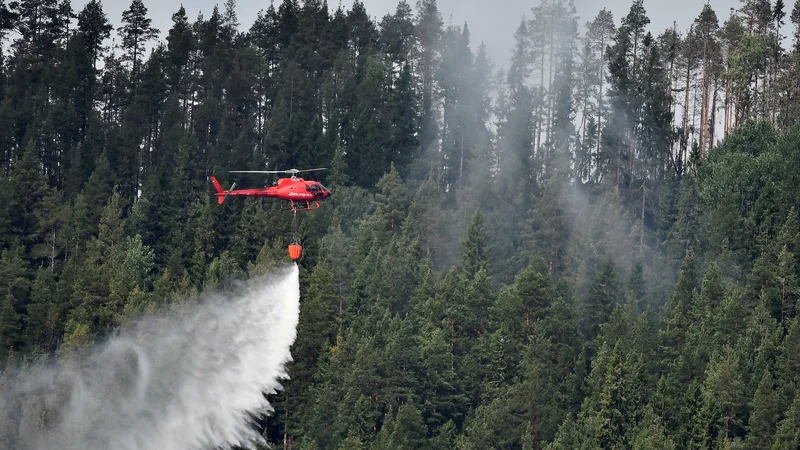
(210, 177), (236, 205)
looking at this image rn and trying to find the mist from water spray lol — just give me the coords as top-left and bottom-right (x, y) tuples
(1, 264), (300, 450)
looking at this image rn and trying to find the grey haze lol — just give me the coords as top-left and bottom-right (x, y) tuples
(88, 0), (743, 69)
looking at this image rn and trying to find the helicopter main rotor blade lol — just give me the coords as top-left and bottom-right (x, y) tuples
(229, 168), (328, 174)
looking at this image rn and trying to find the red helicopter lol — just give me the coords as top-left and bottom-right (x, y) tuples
(210, 168), (331, 262)
(210, 168), (332, 211)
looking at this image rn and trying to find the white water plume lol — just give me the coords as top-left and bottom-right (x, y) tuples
(1, 264), (300, 450)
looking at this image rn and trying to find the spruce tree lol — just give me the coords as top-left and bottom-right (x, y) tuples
(460, 209), (487, 277)
(746, 369), (780, 449)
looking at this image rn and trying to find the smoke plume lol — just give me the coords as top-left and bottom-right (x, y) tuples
(0, 264), (300, 450)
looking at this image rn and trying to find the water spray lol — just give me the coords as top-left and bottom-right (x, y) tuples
(1, 264), (300, 450)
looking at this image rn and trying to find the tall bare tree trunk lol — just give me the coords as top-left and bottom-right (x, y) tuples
(283, 401), (290, 450)
(764, 61), (770, 122)
(768, 57), (773, 124)
(640, 184), (645, 256)
(669, 22), (679, 163)
(450, 318), (455, 371)
(459, 133), (464, 185)
(616, 137), (621, 194)
(546, 7), (555, 148)
(699, 29), (710, 155)
(682, 64), (691, 165)
(50, 229), (56, 271)
(754, 73), (759, 121)
(723, 78), (729, 136)
(629, 138), (635, 191)
(538, 31), (545, 153)
(596, 29), (607, 178)
(710, 76), (718, 149)
(700, 72), (709, 155)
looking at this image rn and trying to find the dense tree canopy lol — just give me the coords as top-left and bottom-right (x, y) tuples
(1, 0), (800, 447)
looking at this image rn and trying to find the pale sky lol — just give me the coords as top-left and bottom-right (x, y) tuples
(90, 0), (745, 70)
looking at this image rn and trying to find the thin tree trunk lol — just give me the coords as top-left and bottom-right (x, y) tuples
(579, 38), (589, 146)
(537, 35), (546, 154)
(616, 136), (621, 194)
(682, 64), (691, 166)
(710, 76), (718, 149)
(547, 16), (555, 144)
(441, 93), (449, 157)
(640, 184), (645, 256)
(50, 229), (56, 271)
(596, 30), (607, 180)
(782, 274), (788, 325)
(450, 318), (455, 372)
(629, 26), (638, 191)
(629, 138), (634, 192)
(699, 29), (710, 155)
(283, 394), (290, 450)
(459, 132), (464, 185)
(337, 278), (343, 343)
(669, 22), (678, 167)
(754, 72), (759, 121)
(700, 72), (709, 155)
(767, 57), (772, 123)
(723, 78), (729, 136)
(691, 71), (699, 152)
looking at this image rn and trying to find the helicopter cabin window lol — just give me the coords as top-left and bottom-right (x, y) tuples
(305, 185), (311, 191)
(311, 184), (320, 192)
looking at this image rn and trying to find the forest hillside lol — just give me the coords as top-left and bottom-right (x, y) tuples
(1, 0), (800, 448)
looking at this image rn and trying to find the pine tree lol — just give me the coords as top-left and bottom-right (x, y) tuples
(389, 61), (419, 177)
(118, 0), (159, 85)
(494, 17), (535, 205)
(585, 8), (616, 181)
(691, 4), (722, 155)
(165, 5), (193, 93)
(12, 0), (62, 61)
(77, 0), (113, 70)
(379, 0), (415, 67)
(413, 0), (443, 160)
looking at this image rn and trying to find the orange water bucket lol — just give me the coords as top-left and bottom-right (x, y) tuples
(288, 243), (303, 261)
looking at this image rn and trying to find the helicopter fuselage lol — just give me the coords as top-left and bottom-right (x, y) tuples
(211, 176), (331, 208)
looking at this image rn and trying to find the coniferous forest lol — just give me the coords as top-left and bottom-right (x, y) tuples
(2, 0), (800, 447)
